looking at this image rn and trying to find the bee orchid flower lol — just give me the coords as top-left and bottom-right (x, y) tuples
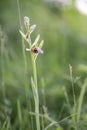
(26, 46), (44, 54)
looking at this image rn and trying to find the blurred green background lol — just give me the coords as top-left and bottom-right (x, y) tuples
(0, 0), (87, 129)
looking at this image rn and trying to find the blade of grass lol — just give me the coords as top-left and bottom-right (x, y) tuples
(0, 27), (6, 99)
(17, 99), (22, 124)
(69, 64), (76, 122)
(77, 80), (87, 122)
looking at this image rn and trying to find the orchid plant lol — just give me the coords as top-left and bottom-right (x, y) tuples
(19, 16), (44, 130)
(19, 16), (44, 61)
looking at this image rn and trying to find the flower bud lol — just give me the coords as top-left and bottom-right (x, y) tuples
(24, 16), (30, 29)
(30, 24), (36, 33)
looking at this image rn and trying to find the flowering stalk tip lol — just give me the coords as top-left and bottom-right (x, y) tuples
(19, 16), (44, 60)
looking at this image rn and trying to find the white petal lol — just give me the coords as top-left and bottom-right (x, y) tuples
(26, 48), (31, 51)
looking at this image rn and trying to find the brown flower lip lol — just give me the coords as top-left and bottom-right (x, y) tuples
(32, 47), (44, 54)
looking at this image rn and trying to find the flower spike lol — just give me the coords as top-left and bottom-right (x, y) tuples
(20, 16), (44, 61)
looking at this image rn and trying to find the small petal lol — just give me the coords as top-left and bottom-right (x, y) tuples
(26, 48), (31, 51)
(37, 48), (44, 54)
(32, 47), (43, 54)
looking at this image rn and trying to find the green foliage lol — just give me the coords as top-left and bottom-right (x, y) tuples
(0, 0), (87, 129)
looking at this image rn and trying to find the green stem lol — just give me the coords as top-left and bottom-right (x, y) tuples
(31, 54), (40, 130)
(32, 57), (37, 89)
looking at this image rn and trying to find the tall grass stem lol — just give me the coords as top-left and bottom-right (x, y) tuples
(77, 81), (87, 122)
(69, 64), (76, 121)
(0, 28), (6, 99)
